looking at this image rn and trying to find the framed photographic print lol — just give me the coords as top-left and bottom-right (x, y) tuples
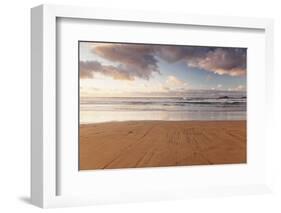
(78, 41), (247, 170)
(31, 4), (274, 208)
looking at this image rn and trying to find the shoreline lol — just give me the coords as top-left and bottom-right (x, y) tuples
(80, 119), (246, 125)
(79, 120), (246, 170)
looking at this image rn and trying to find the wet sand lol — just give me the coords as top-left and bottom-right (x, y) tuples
(79, 120), (246, 170)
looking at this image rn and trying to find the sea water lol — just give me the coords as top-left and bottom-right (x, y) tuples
(80, 90), (246, 123)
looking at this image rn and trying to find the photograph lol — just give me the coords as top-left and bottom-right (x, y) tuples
(79, 41), (247, 170)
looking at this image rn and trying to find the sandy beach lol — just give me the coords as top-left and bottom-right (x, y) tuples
(79, 120), (246, 170)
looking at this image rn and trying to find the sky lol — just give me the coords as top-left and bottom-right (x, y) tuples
(79, 42), (246, 97)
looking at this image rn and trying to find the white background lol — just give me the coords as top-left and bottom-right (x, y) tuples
(0, 0), (280, 212)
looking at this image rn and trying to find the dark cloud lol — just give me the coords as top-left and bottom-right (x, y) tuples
(93, 44), (159, 80)
(155, 46), (214, 63)
(185, 48), (246, 76)
(80, 61), (102, 78)
(80, 43), (246, 80)
(155, 46), (246, 76)
(80, 61), (133, 80)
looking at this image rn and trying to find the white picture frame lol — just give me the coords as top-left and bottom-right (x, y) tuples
(31, 4), (274, 208)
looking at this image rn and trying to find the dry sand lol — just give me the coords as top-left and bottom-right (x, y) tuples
(79, 120), (246, 170)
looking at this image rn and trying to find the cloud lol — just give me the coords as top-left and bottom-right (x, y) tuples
(186, 48), (246, 76)
(92, 44), (159, 80)
(227, 85), (246, 91)
(166, 75), (184, 86)
(165, 75), (188, 92)
(156, 46), (213, 63)
(236, 85), (245, 90)
(80, 61), (101, 78)
(80, 43), (246, 81)
(80, 61), (133, 80)
(155, 46), (246, 76)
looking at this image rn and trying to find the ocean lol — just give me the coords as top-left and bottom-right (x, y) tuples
(80, 91), (246, 124)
